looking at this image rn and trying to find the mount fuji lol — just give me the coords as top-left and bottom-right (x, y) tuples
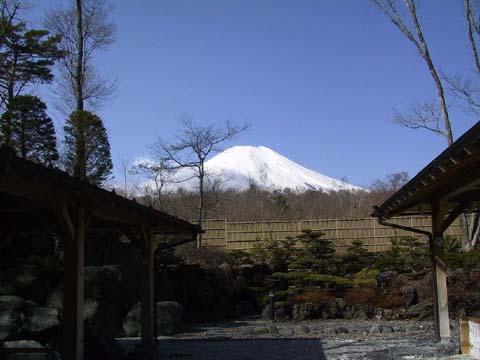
(168, 145), (364, 193)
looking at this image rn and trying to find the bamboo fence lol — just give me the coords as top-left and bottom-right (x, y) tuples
(199, 216), (461, 253)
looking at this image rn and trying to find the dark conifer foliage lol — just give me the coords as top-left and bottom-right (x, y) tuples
(0, 14), (63, 144)
(0, 95), (59, 166)
(63, 110), (112, 185)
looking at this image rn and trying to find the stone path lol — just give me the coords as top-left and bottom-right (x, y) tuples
(119, 318), (478, 359)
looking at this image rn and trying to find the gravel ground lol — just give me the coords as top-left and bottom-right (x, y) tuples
(119, 318), (468, 360)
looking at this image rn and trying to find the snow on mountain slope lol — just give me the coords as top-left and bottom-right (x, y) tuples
(169, 145), (364, 192)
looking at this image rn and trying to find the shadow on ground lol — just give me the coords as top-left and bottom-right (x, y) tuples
(121, 338), (327, 360)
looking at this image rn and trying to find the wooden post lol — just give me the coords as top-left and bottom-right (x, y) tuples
(431, 201), (450, 342)
(55, 205), (86, 360)
(140, 225), (155, 346)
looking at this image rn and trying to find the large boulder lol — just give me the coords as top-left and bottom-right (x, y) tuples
(123, 301), (183, 337)
(378, 271), (398, 290)
(3, 340), (49, 360)
(405, 299), (433, 320)
(0, 296), (59, 342)
(403, 287), (419, 307)
(0, 309), (22, 340)
(0, 266), (44, 302)
(22, 307), (59, 333)
(46, 265), (136, 337)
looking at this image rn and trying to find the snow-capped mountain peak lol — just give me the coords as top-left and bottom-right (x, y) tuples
(173, 145), (363, 192)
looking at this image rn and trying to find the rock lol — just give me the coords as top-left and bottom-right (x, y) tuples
(382, 325), (394, 333)
(369, 324), (382, 333)
(403, 287), (418, 307)
(251, 327), (269, 336)
(45, 288), (62, 310)
(48, 265), (134, 337)
(0, 296), (60, 342)
(378, 271), (398, 289)
(292, 303), (321, 321)
(22, 307), (59, 333)
(84, 327), (126, 360)
(435, 341), (457, 357)
(123, 301), (183, 337)
(268, 325), (279, 335)
(405, 300), (433, 320)
(240, 327), (252, 336)
(3, 340), (47, 360)
(334, 326), (349, 334)
(369, 324), (394, 334)
(295, 325), (311, 335)
(0, 295), (36, 311)
(0, 310), (22, 340)
(344, 304), (373, 320)
(0, 266), (49, 302)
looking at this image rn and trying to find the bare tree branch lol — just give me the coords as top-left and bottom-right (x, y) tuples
(44, 0), (116, 112)
(392, 101), (446, 136)
(372, 0), (454, 144)
(152, 115), (250, 246)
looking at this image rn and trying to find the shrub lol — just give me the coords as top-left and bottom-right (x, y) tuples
(373, 236), (429, 273)
(271, 271), (310, 281)
(339, 240), (372, 274)
(251, 234), (297, 272)
(289, 229), (336, 274)
(446, 249), (480, 272)
(354, 268), (380, 287)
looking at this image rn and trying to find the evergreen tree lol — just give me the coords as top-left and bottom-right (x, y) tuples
(63, 110), (112, 185)
(0, 95), (59, 165)
(290, 229), (336, 274)
(0, 14), (62, 144)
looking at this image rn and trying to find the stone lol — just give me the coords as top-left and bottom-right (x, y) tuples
(22, 307), (59, 333)
(0, 310), (22, 340)
(369, 324), (394, 334)
(268, 325), (279, 335)
(239, 327), (252, 336)
(369, 324), (382, 333)
(378, 271), (398, 289)
(381, 325), (394, 334)
(251, 327), (269, 336)
(48, 265), (134, 337)
(45, 287), (62, 310)
(3, 340), (47, 360)
(0, 295), (36, 311)
(123, 301), (183, 337)
(403, 287), (418, 307)
(292, 303), (321, 321)
(295, 325), (311, 335)
(434, 340), (457, 357)
(405, 300), (433, 320)
(334, 326), (349, 334)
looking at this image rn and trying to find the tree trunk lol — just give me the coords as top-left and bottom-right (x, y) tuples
(75, 0), (84, 112)
(197, 162), (205, 248)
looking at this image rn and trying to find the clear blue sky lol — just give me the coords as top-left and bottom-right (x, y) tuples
(26, 1), (477, 187)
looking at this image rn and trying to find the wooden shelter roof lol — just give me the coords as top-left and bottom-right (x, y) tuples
(373, 121), (480, 219)
(0, 145), (201, 238)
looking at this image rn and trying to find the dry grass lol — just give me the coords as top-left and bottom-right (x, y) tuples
(287, 288), (334, 305)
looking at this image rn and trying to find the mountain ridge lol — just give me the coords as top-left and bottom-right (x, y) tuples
(169, 145), (364, 192)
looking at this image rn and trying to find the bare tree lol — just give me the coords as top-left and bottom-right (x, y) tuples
(372, 0), (453, 145)
(372, 0), (480, 250)
(44, 0), (116, 113)
(153, 115), (250, 247)
(131, 157), (176, 210)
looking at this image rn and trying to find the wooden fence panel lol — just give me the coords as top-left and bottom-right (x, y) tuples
(201, 216), (461, 253)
